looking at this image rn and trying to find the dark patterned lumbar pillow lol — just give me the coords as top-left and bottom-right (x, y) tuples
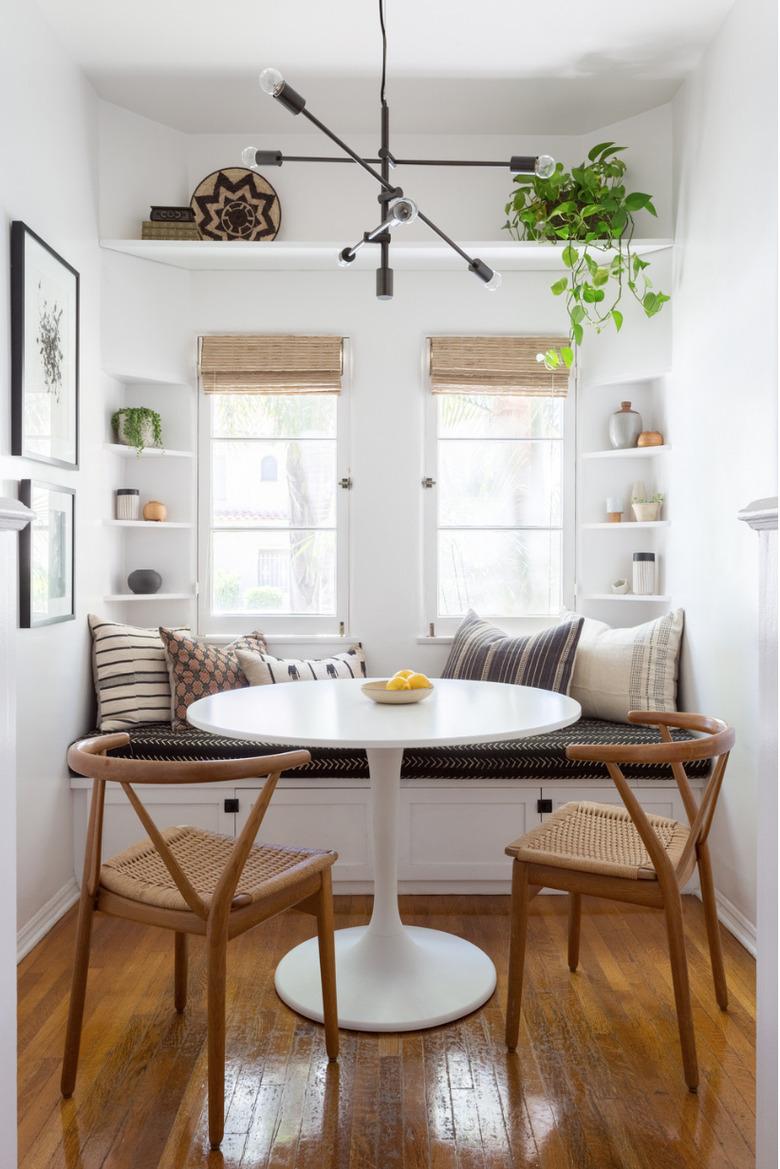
(442, 610), (584, 694)
(236, 644), (367, 685)
(159, 627), (268, 729)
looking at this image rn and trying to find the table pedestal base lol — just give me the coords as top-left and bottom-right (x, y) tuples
(274, 924), (496, 1032)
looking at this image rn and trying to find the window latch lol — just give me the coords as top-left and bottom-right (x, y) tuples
(422, 477), (436, 488)
(339, 477), (353, 489)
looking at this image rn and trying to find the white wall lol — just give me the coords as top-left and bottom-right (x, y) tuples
(0, 2), (119, 933)
(669, 0), (777, 933)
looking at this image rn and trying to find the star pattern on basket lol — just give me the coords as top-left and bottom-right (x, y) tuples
(191, 168), (281, 241)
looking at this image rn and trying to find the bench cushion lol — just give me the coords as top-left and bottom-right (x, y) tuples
(96, 719), (710, 782)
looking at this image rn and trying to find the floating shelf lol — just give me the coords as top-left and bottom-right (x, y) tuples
(581, 445), (670, 461)
(581, 520), (670, 530)
(104, 519), (193, 529)
(583, 370), (670, 390)
(581, 594), (671, 603)
(105, 443), (193, 459)
(100, 238), (672, 274)
(104, 593), (195, 602)
(104, 369), (192, 387)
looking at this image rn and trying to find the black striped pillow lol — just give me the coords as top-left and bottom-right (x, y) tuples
(89, 615), (190, 732)
(442, 610), (584, 694)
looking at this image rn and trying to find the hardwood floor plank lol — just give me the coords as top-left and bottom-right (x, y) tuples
(19, 894), (755, 1169)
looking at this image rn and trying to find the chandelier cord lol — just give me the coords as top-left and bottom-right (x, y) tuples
(378, 0), (388, 107)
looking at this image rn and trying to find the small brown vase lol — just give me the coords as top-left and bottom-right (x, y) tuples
(143, 500), (168, 522)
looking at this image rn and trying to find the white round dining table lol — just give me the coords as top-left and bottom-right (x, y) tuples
(188, 677), (581, 1032)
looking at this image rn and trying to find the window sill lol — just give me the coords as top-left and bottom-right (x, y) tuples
(416, 636), (454, 645)
(203, 633), (358, 647)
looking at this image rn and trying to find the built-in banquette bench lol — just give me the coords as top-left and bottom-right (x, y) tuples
(70, 718), (708, 893)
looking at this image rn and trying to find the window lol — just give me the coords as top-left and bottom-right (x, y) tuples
(424, 336), (573, 632)
(198, 336), (349, 635)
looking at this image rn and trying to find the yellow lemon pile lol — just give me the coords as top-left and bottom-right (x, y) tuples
(386, 669), (432, 691)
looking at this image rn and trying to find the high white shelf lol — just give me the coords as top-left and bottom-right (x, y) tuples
(105, 443), (193, 459)
(581, 445), (670, 461)
(581, 520), (669, 530)
(104, 519), (192, 529)
(104, 593), (195, 603)
(100, 238), (672, 274)
(581, 593), (671, 603)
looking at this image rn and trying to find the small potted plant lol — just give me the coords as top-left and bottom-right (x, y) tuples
(631, 492), (664, 522)
(112, 407), (163, 456)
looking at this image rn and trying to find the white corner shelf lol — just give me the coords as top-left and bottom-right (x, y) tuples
(100, 238), (672, 274)
(104, 519), (193, 529)
(581, 445), (670, 461)
(581, 520), (670, 530)
(582, 370), (670, 390)
(581, 593), (671, 603)
(105, 443), (193, 459)
(104, 368), (192, 388)
(104, 593), (195, 602)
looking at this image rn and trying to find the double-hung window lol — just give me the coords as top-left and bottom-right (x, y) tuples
(424, 335), (573, 633)
(198, 335), (349, 636)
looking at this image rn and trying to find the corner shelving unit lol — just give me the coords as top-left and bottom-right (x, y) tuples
(105, 373), (197, 624)
(576, 371), (671, 622)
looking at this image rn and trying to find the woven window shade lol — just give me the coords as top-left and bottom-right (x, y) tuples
(429, 335), (569, 396)
(199, 335), (344, 394)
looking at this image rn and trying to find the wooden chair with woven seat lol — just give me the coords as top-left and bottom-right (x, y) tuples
(504, 711), (735, 1091)
(64, 734), (339, 1150)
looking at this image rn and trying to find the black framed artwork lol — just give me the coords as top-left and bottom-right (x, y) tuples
(11, 221), (80, 468)
(19, 480), (75, 628)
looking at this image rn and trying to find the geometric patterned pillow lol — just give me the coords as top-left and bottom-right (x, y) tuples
(561, 609), (684, 723)
(159, 627), (268, 729)
(442, 609), (584, 695)
(236, 643), (367, 685)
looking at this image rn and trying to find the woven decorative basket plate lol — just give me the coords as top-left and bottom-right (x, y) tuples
(190, 167), (282, 241)
(362, 681), (434, 705)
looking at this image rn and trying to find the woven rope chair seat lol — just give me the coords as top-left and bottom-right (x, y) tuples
(505, 801), (689, 881)
(100, 826), (336, 912)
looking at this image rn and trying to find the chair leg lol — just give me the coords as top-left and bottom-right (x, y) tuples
(206, 927), (228, 1150)
(174, 932), (188, 1013)
(663, 890), (699, 1091)
(697, 844), (728, 1010)
(61, 888), (96, 1097)
(315, 868), (339, 1061)
(505, 860), (530, 1052)
(568, 893), (582, 972)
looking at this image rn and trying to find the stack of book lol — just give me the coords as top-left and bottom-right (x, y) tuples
(141, 206), (200, 240)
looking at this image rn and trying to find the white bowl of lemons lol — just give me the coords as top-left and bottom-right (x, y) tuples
(362, 670), (434, 705)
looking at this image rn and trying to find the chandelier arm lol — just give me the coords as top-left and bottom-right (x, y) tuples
(415, 209), (477, 267)
(264, 154), (537, 170)
(299, 107), (397, 192)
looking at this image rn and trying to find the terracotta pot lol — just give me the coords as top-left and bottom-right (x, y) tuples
(143, 500), (168, 522)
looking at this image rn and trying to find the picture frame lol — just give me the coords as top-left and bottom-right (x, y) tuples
(18, 480), (75, 628)
(11, 221), (80, 469)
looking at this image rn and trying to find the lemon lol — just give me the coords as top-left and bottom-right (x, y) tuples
(386, 676), (410, 691)
(407, 672), (432, 689)
(392, 669), (415, 679)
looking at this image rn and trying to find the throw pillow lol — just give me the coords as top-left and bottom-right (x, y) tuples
(89, 615), (189, 732)
(236, 644), (367, 685)
(562, 608), (684, 723)
(159, 628), (268, 729)
(442, 610), (584, 694)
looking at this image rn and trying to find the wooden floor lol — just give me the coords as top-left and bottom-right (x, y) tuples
(19, 895), (755, 1169)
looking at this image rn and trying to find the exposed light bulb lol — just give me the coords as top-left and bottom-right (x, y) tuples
(241, 146), (259, 169)
(338, 248), (356, 269)
(534, 154), (556, 179)
(484, 270), (502, 292)
(387, 196), (418, 227)
(259, 67), (284, 97)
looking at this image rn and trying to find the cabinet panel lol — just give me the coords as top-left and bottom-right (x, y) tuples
(98, 787), (231, 862)
(236, 788), (371, 881)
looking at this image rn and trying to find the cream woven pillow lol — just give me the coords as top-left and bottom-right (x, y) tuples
(562, 609), (684, 723)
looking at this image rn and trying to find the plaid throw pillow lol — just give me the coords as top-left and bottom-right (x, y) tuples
(159, 628), (268, 729)
(442, 610), (584, 694)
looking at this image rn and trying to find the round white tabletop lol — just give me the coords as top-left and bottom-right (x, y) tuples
(188, 678), (581, 1032)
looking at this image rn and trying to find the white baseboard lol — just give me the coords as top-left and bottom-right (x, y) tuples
(17, 878), (79, 963)
(701, 889), (757, 957)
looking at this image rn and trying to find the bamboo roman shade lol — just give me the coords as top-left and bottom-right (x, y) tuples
(199, 335), (344, 394)
(428, 335), (569, 396)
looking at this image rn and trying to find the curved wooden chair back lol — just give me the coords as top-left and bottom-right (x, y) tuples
(566, 711), (735, 888)
(68, 734), (312, 919)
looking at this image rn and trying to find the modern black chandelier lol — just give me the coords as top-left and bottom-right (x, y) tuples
(242, 0), (555, 300)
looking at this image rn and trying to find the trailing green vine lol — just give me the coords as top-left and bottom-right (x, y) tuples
(112, 407), (163, 455)
(504, 141), (669, 369)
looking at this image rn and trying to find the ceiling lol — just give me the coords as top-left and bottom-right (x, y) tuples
(36, 0), (734, 135)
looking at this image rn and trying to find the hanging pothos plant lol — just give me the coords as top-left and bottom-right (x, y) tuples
(504, 141), (670, 370)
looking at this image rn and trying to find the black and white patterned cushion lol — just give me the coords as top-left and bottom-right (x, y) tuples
(89, 615), (189, 732)
(89, 718), (709, 783)
(442, 610), (584, 694)
(236, 644), (367, 685)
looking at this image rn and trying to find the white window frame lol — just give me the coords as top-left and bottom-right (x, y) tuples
(421, 375), (576, 638)
(197, 340), (351, 638)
